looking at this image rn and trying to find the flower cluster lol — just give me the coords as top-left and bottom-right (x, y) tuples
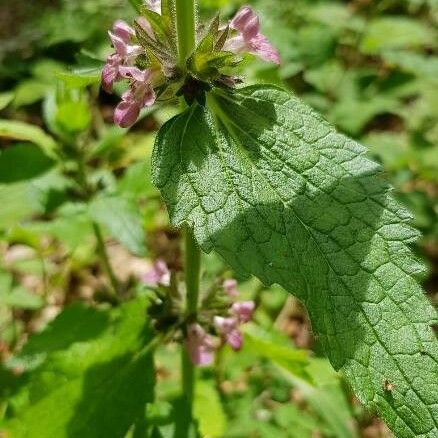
(224, 6), (280, 65)
(185, 281), (255, 366)
(102, 2), (280, 127)
(101, 18), (160, 127)
(143, 261), (256, 366)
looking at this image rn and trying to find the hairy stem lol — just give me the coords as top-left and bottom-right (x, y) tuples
(185, 227), (201, 317)
(177, 227), (201, 437)
(174, 2), (199, 435)
(175, 0), (196, 66)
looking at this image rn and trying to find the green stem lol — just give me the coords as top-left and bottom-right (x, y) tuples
(177, 227), (201, 437)
(70, 140), (120, 299)
(175, 0), (197, 67)
(185, 227), (201, 317)
(92, 222), (120, 298)
(174, 3), (199, 435)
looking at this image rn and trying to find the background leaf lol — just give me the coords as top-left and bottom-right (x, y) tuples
(0, 120), (57, 160)
(3, 297), (155, 438)
(0, 144), (55, 183)
(88, 195), (147, 256)
(193, 381), (227, 438)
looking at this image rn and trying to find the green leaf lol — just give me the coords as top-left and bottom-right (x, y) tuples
(27, 203), (93, 252)
(360, 17), (436, 54)
(0, 144), (54, 184)
(118, 161), (159, 199)
(128, 0), (142, 12)
(0, 120), (57, 160)
(0, 92), (14, 110)
(243, 324), (310, 382)
(6, 303), (110, 371)
(4, 297), (155, 438)
(0, 270), (44, 310)
(243, 323), (357, 438)
(0, 183), (39, 230)
(13, 80), (52, 107)
(382, 50), (438, 79)
(273, 403), (320, 438)
(281, 359), (359, 438)
(0, 286), (44, 311)
(89, 126), (126, 158)
(89, 195), (147, 256)
(193, 381), (227, 438)
(330, 96), (399, 135)
(57, 68), (102, 89)
(152, 85), (438, 438)
(55, 100), (91, 133)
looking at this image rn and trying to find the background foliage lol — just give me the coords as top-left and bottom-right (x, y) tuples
(0, 0), (437, 437)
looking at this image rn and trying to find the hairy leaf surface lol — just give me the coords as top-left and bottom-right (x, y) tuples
(152, 85), (438, 437)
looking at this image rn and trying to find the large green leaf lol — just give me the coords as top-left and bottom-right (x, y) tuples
(152, 85), (438, 438)
(3, 297), (155, 438)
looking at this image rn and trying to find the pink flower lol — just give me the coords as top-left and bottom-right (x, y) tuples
(102, 54), (122, 93)
(225, 5), (280, 65)
(223, 279), (238, 297)
(231, 301), (255, 323)
(101, 21), (143, 93)
(113, 67), (156, 127)
(112, 19), (135, 42)
(145, 0), (161, 14)
(214, 316), (243, 351)
(185, 323), (215, 366)
(143, 259), (170, 287)
(102, 21), (156, 126)
(108, 32), (142, 61)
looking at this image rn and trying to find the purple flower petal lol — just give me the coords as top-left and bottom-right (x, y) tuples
(226, 329), (243, 351)
(227, 5), (281, 65)
(114, 99), (141, 128)
(214, 316), (244, 351)
(109, 32), (142, 60)
(230, 6), (260, 40)
(250, 34), (281, 65)
(223, 278), (239, 297)
(118, 66), (150, 82)
(112, 20), (135, 43)
(223, 35), (246, 53)
(231, 301), (255, 323)
(185, 324), (215, 366)
(214, 316), (237, 333)
(143, 259), (170, 286)
(101, 54), (121, 93)
(146, 0), (161, 14)
(109, 31), (129, 57)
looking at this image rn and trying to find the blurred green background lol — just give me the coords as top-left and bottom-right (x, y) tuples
(0, 0), (437, 437)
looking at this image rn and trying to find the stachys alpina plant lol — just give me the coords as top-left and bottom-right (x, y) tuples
(101, 1), (437, 437)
